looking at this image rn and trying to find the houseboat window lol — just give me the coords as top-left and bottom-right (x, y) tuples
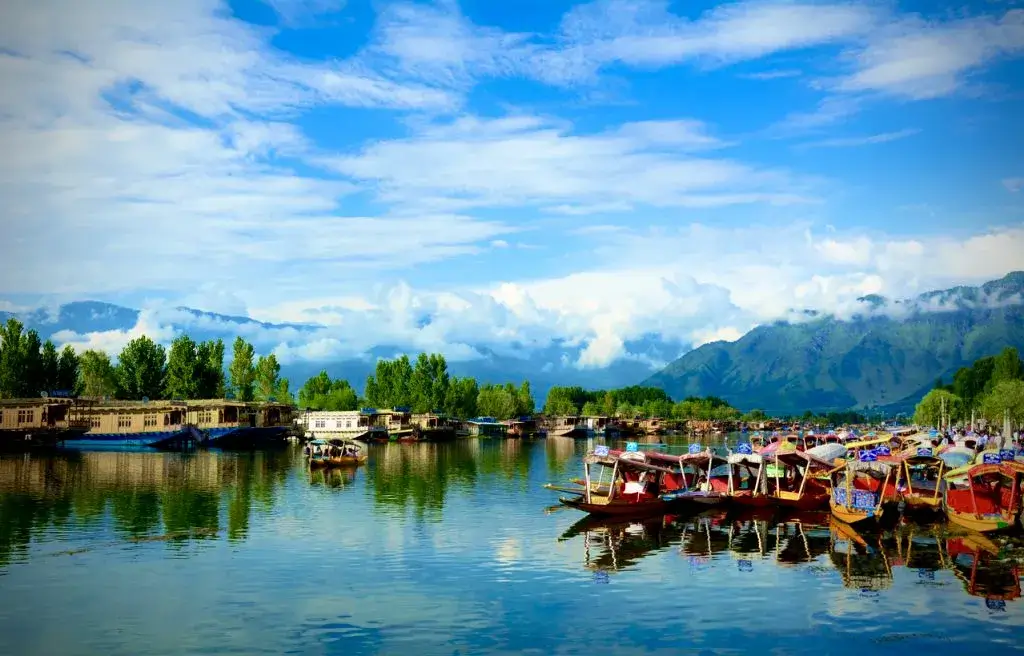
(218, 410), (224, 423)
(0, 411), (3, 424)
(17, 410), (35, 424)
(90, 417), (101, 428)
(315, 419), (326, 428)
(118, 415), (131, 428)
(144, 415), (157, 428)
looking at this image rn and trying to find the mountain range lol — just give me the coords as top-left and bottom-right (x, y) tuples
(644, 272), (1024, 415)
(3, 272), (1023, 414)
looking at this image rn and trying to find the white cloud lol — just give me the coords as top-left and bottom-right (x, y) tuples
(321, 113), (811, 212)
(833, 10), (1024, 99)
(800, 128), (921, 149)
(262, 0), (347, 27)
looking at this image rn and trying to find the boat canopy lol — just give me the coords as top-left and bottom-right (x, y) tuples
(727, 452), (763, 465)
(938, 448), (975, 470)
(806, 443), (846, 463)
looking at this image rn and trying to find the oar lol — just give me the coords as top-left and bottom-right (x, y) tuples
(543, 483), (586, 495)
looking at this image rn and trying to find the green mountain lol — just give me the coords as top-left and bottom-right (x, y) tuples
(644, 272), (1024, 415)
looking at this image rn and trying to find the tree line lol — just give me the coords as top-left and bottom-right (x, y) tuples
(916, 347), (1024, 429)
(296, 353), (534, 420)
(0, 318), (289, 403)
(541, 385), (750, 421)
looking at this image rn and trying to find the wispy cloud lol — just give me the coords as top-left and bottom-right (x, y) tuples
(262, 0), (348, 27)
(799, 128), (921, 148)
(1004, 177), (1024, 193)
(740, 69), (802, 80)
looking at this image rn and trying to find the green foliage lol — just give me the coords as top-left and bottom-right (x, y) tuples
(979, 380), (1024, 428)
(991, 347), (1023, 387)
(297, 371), (358, 411)
(742, 409), (767, 422)
(20, 330), (43, 397)
(411, 353), (450, 413)
(254, 353), (283, 401)
(115, 336), (167, 400)
(0, 318), (25, 397)
(56, 345), (79, 393)
(476, 382), (533, 420)
(672, 396), (740, 421)
(196, 339), (226, 398)
(365, 355), (414, 409)
(444, 376), (479, 419)
(41, 340), (59, 393)
(913, 389), (964, 427)
(228, 337), (256, 402)
(78, 350), (117, 398)
(543, 385), (671, 417)
(165, 335), (201, 399)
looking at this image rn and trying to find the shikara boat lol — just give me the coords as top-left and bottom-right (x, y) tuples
(545, 447), (685, 517)
(944, 453), (1024, 532)
(656, 447), (729, 506)
(725, 444), (770, 508)
(763, 442), (834, 510)
(898, 446), (947, 516)
(829, 455), (901, 526)
(305, 438), (368, 467)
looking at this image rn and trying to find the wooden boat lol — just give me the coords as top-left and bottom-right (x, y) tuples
(898, 446), (947, 515)
(305, 438), (367, 467)
(545, 447), (684, 517)
(829, 456), (900, 526)
(655, 447), (729, 506)
(943, 454), (1024, 532)
(725, 445), (771, 508)
(763, 442), (834, 510)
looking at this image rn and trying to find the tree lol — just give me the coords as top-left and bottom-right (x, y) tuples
(477, 383), (519, 420)
(581, 401), (602, 416)
(0, 318), (25, 398)
(78, 350), (118, 398)
(979, 380), (1024, 431)
(516, 381), (535, 416)
(444, 376), (478, 418)
(913, 389), (963, 428)
(20, 330), (44, 397)
(228, 337), (256, 402)
(116, 336), (167, 400)
(743, 409), (767, 422)
(411, 353), (450, 413)
(365, 355), (415, 409)
(196, 339), (226, 398)
(991, 347), (1024, 387)
(297, 371), (358, 411)
(165, 335), (200, 399)
(56, 345), (79, 393)
(254, 353), (282, 401)
(544, 386), (583, 415)
(41, 340), (59, 393)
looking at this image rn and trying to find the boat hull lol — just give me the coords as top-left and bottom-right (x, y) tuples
(63, 428), (199, 450)
(559, 496), (678, 517)
(204, 426), (291, 449)
(945, 508), (1016, 533)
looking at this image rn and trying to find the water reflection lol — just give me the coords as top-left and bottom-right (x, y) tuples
(0, 449), (295, 565)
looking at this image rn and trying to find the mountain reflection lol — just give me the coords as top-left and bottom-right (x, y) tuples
(0, 449), (295, 566)
(558, 509), (1024, 607)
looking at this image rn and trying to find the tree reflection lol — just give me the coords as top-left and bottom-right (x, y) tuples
(0, 448), (296, 566)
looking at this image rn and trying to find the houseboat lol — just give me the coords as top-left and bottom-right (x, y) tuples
(0, 397), (91, 449)
(466, 417), (508, 438)
(299, 409), (379, 441)
(548, 416), (588, 438)
(68, 398), (294, 450)
(381, 407), (416, 441)
(413, 413), (458, 441)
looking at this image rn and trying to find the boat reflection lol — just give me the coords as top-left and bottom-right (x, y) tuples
(557, 508), (1024, 605)
(308, 465), (359, 488)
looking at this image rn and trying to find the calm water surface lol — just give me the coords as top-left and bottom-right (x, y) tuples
(1, 437), (1022, 655)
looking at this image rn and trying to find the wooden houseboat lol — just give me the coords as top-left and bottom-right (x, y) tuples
(466, 417), (508, 438)
(379, 407), (415, 441)
(548, 416), (588, 438)
(299, 409), (379, 441)
(413, 413), (458, 441)
(0, 397), (91, 449)
(68, 398), (294, 450)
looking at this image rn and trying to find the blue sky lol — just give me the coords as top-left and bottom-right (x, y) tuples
(1, 0), (1023, 370)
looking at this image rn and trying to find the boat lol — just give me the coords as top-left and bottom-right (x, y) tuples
(656, 447), (729, 506)
(829, 455), (901, 526)
(762, 442), (834, 510)
(943, 453), (1024, 532)
(725, 444), (770, 508)
(305, 438), (367, 467)
(898, 446), (947, 516)
(544, 447), (685, 517)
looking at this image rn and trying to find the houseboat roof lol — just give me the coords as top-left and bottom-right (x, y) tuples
(0, 397), (77, 407)
(468, 417), (503, 425)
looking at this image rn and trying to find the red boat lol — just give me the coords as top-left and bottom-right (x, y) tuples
(545, 447), (686, 517)
(762, 442), (835, 510)
(944, 458), (1024, 533)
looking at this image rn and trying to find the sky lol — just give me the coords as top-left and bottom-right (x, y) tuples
(1, 0), (1024, 371)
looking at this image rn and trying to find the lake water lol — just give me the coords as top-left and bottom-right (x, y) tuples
(1, 437), (1022, 655)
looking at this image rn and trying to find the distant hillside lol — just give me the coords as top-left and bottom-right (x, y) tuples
(644, 272), (1024, 415)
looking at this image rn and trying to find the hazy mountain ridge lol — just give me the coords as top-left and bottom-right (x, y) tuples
(644, 272), (1024, 415)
